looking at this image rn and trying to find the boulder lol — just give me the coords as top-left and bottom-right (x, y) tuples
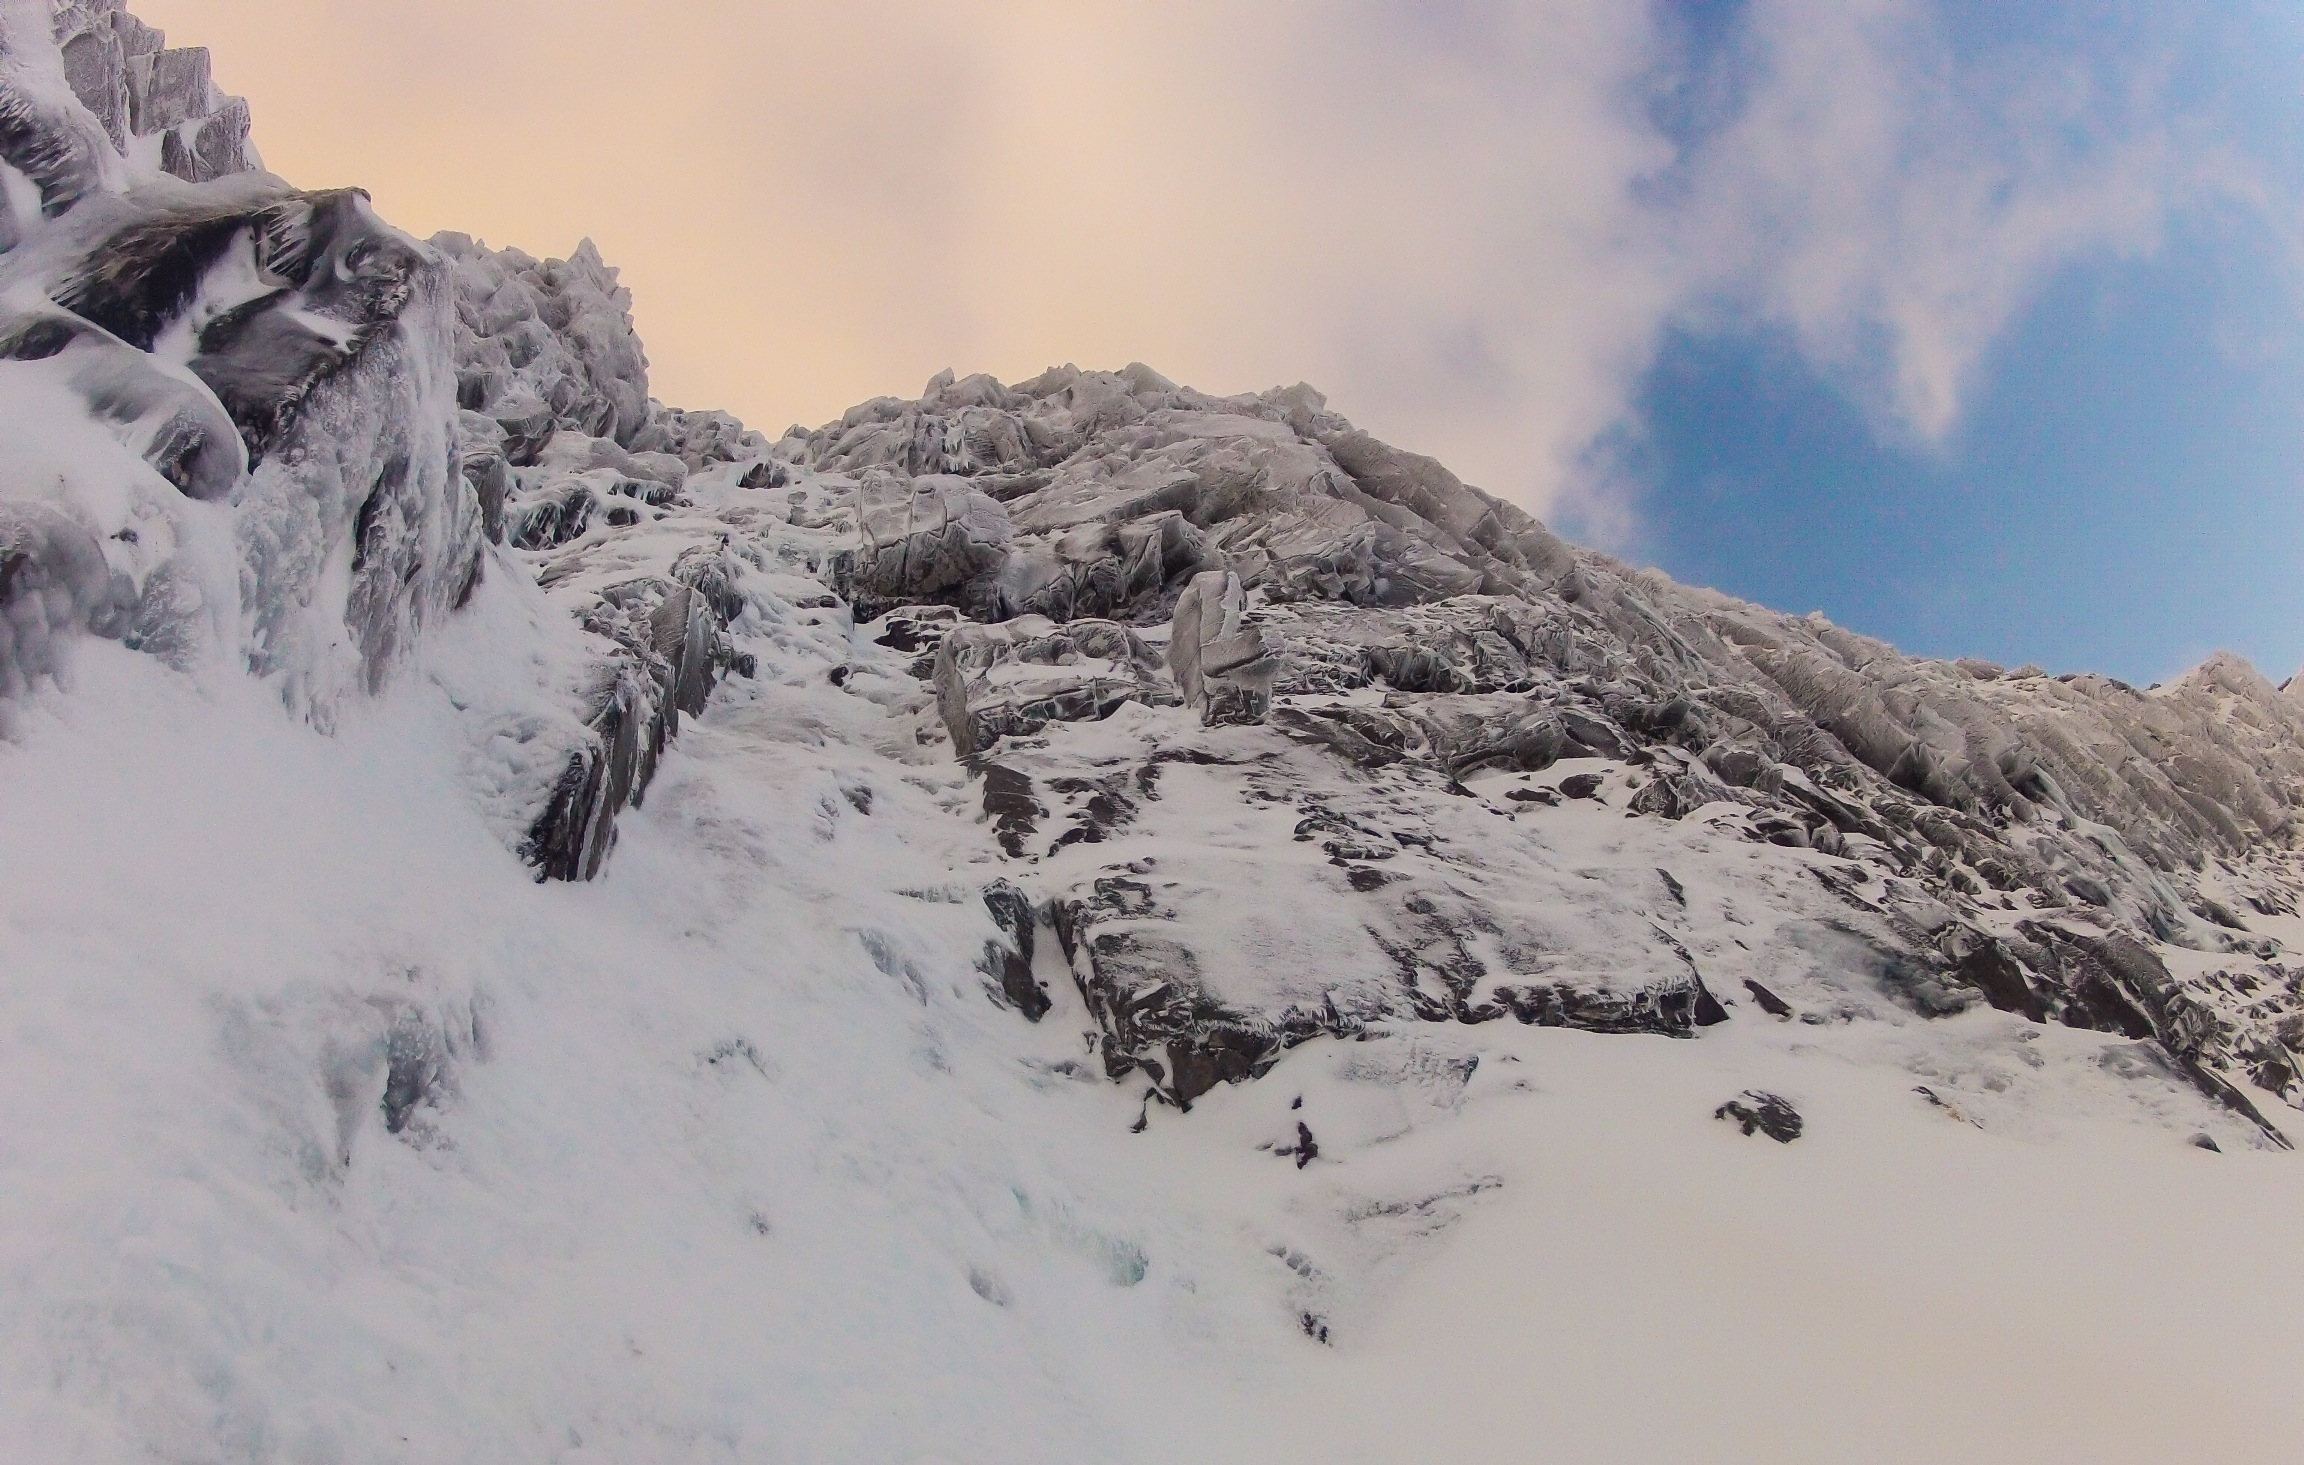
(851, 473), (1012, 610)
(1716, 1092), (1804, 1142)
(931, 616), (1177, 758)
(1167, 569), (1275, 726)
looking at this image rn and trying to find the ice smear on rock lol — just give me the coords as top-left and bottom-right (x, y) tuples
(0, 8), (481, 721)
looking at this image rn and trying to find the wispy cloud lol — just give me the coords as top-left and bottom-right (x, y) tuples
(141, 0), (2287, 535)
(1672, 0), (2213, 443)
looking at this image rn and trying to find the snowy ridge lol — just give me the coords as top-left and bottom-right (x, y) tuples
(7, 6), (2304, 1460)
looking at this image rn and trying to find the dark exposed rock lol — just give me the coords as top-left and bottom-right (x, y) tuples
(190, 193), (434, 464)
(1743, 979), (1794, 1018)
(978, 879), (1047, 1020)
(1289, 1121), (1318, 1169)
(978, 763), (1042, 858)
(520, 573), (733, 881)
(873, 603), (963, 678)
(1716, 1091), (1803, 1142)
(1692, 978), (1731, 1026)
(1954, 937), (2048, 1022)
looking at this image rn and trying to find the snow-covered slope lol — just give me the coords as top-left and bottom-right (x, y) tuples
(6, 7), (2304, 1461)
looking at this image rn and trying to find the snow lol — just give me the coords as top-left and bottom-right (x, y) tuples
(7, 551), (2304, 1461)
(0, 354), (240, 702)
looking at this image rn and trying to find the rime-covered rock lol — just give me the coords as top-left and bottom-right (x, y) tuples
(931, 616), (1177, 759)
(46, 1), (258, 181)
(844, 473), (1012, 608)
(683, 362), (2304, 1123)
(629, 401), (766, 473)
(0, 9), (480, 714)
(1167, 568), (1275, 726)
(520, 575), (727, 881)
(433, 233), (652, 452)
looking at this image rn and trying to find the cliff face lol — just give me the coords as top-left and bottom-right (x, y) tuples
(659, 366), (2300, 1143)
(8, 0), (2304, 1155)
(0, 2), (474, 719)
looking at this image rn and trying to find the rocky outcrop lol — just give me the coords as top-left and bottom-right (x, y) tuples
(426, 232), (781, 879)
(520, 564), (733, 881)
(1717, 1092), (1803, 1142)
(2, 1), (255, 237)
(931, 616), (1177, 759)
(0, 8), (480, 714)
(434, 233), (653, 455)
(787, 367), (1567, 632)
(45, 0), (257, 183)
(716, 364), (2304, 1128)
(10, 7), (2304, 1150)
(842, 473), (1012, 610)
(977, 878), (1047, 1020)
(1168, 568), (1275, 726)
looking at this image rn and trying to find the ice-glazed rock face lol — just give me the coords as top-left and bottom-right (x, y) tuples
(477, 357), (2293, 1142)
(30, 1), (257, 193)
(0, 5), (483, 716)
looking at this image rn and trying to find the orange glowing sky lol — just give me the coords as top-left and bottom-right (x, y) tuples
(130, 0), (2266, 569)
(132, 1), (1689, 516)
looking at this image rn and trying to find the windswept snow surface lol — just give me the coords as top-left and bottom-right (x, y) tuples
(6, 569), (2304, 1463)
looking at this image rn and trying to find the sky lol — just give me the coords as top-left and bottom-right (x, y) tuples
(136, 0), (2304, 685)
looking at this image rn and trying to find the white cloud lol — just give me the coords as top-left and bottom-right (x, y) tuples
(139, 0), (2261, 533)
(1674, 0), (2200, 444)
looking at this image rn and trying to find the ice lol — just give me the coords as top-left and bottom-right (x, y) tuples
(0, 13), (483, 720)
(9, 628), (2304, 1460)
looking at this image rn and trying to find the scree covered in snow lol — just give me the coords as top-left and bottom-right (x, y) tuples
(5, 6), (2304, 1462)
